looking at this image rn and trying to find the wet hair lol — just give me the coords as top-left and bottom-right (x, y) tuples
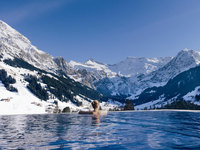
(91, 100), (100, 109)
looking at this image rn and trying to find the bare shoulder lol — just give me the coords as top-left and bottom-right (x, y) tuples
(99, 110), (108, 115)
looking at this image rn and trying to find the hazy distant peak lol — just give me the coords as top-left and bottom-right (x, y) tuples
(108, 56), (172, 76)
(175, 49), (200, 64)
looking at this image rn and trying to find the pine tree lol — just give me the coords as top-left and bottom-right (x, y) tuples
(124, 99), (134, 110)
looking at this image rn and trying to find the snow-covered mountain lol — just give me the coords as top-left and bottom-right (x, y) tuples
(134, 64), (200, 110)
(68, 48), (200, 109)
(132, 49), (200, 94)
(0, 20), (58, 72)
(67, 48), (200, 102)
(141, 49), (200, 83)
(69, 59), (116, 78)
(67, 57), (172, 96)
(69, 57), (172, 77)
(109, 57), (172, 76)
(0, 20), (121, 115)
(1, 19), (200, 113)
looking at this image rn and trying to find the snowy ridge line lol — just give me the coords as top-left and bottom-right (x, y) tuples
(2, 19), (200, 112)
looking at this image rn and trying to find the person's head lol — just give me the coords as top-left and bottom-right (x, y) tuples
(91, 100), (100, 110)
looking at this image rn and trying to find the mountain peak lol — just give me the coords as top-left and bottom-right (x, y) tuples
(0, 20), (57, 72)
(0, 20), (33, 51)
(178, 49), (199, 55)
(176, 49), (200, 65)
(183, 48), (190, 51)
(85, 58), (105, 66)
(0, 20), (10, 28)
(0, 20), (23, 36)
(109, 56), (172, 76)
(85, 58), (95, 64)
(147, 49), (200, 85)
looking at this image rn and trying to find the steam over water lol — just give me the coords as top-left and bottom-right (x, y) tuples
(1, 111), (200, 149)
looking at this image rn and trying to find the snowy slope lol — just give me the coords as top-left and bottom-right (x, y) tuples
(0, 20), (58, 72)
(109, 57), (172, 76)
(68, 49), (200, 98)
(122, 49), (200, 100)
(0, 20), (119, 115)
(134, 63), (200, 109)
(91, 49), (200, 98)
(0, 59), (117, 115)
(2, 19), (200, 113)
(140, 49), (200, 86)
(69, 57), (172, 77)
(0, 61), (82, 115)
(68, 57), (172, 95)
(69, 59), (116, 78)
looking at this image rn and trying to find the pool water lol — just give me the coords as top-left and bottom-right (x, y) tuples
(0, 111), (200, 149)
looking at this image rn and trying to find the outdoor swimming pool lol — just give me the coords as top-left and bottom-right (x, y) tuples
(0, 111), (200, 149)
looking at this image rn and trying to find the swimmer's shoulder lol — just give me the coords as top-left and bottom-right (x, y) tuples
(99, 110), (108, 115)
(93, 110), (108, 116)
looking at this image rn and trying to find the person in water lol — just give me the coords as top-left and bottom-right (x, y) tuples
(79, 100), (107, 116)
(91, 100), (101, 116)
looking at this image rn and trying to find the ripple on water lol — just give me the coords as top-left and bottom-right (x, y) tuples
(0, 111), (200, 149)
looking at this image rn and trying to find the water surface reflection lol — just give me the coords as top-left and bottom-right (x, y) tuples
(0, 111), (200, 149)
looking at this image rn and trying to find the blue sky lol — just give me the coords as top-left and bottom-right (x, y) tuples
(1, 0), (200, 64)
